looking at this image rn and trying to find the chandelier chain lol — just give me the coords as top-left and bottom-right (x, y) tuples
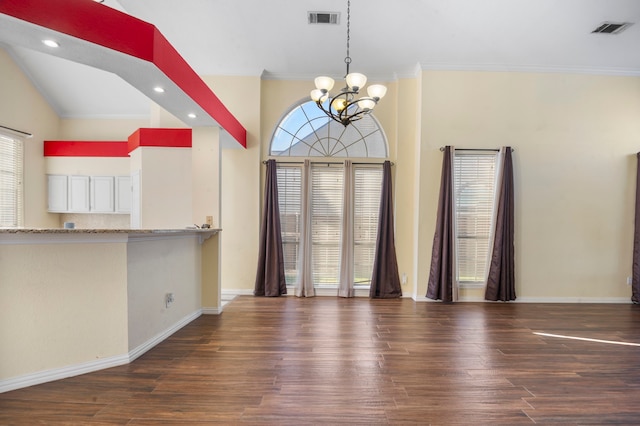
(345, 0), (351, 70)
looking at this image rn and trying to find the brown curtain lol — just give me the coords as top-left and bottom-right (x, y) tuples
(369, 161), (402, 298)
(633, 153), (640, 303)
(426, 146), (456, 302)
(254, 159), (287, 297)
(485, 147), (516, 301)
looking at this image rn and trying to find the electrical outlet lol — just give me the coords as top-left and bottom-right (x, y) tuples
(165, 292), (174, 308)
(206, 216), (213, 226)
(628, 276), (633, 286)
(401, 273), (407, 285)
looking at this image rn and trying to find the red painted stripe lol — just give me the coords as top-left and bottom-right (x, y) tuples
(127, 128), (192, 153)
(0, 0), (247, 148)
(151, 29), (247, 147)
(44, 141), (129, 157)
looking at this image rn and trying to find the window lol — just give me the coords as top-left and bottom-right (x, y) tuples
(271, 98), (389, 289)
(276, 163), (382, 288)
(271, 99), (387, 158)
(453, 150), (499, 284)
(0, 133), (24, 227)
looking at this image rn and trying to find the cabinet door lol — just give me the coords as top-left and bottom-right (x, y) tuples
(69, 176), (90, 212)
(47, 175), (68, 212)
(90, 176), (115, 213)
(115, 176), (131, 213)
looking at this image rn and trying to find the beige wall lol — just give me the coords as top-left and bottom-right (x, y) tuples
(417, 71), (640, 301)
(203, 75), (262, 291)
(0, 48), (60, 228)
(0, 236), (129, 380)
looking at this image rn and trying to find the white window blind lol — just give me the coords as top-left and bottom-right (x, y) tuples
(353, 166), (383, 285)
(0, 134), (24, 227)
(453, 151), (498, 283)
(311, 164), (344, 286)
(276, 165), (302, 285)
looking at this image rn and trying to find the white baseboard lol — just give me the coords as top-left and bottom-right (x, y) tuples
(1, 309), (203, 394)
(413, 295), (632, 303)
(0, 353), (129, 394)
(202, 306), (223, 315)
(128, 309), (202, 362)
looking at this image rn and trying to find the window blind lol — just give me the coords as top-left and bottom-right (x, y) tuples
(276, 165), (302, 285)
(453, 151), (498, 283)
(0, 134), (23, 227)
(311, 164), (344, 285)
(353, 166), (383, 285)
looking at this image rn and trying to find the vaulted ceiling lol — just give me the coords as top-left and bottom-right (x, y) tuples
(1, 0), (639, 122)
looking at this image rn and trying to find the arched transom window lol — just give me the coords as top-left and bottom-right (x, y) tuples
(270, 99), (388, 158)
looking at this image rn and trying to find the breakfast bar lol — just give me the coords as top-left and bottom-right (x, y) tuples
(0, 228), (221, 393)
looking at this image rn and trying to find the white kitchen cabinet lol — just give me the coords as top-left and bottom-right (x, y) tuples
(48, 174), (132, 214)
(69, 175), (90, 212)
(47, 175), (68, 212)
(90, 176), (115, 213)
(115, 176), (131, 213)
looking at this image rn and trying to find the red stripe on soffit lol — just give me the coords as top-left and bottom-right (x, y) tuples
(127, 128), (192, 153)
(0, 0), (247, 148)
(44, 141), (129, 157)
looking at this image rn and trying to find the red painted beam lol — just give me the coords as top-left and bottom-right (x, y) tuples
(44, 141), (129, 157)
(128, 128), (192, 153)
(0, 0), (247, 148)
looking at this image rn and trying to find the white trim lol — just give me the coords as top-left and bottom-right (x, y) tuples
(0, 353), (129, 394)
(128, 309), (202, 362)
(419, 62), (640, 77)
(222, 288), (253, 297)
(202, 306), (223, 315)
(0, 309), (203, 393)
(413, 295), (632, 304)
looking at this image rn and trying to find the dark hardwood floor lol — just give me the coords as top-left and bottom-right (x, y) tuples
(2, 296), (640, 424)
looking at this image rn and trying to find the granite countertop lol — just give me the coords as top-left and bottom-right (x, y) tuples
(0, 228), (221, 234)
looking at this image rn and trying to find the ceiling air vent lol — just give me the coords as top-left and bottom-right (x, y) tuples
(308, 11), (340, 25)
(591, 21), (632, 34)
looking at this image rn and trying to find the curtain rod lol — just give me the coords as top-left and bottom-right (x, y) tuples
(0, 125), (33, 138)
(439, 147), (514, 152)
(262, 160), (394, 166)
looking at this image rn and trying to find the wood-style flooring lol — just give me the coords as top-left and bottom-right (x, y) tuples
(2, 296), (640, 424)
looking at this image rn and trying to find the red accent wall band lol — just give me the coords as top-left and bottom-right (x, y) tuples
(44, 141), (129, 157)
(127, 128), (192, 153)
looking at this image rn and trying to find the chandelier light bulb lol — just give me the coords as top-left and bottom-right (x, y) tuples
(367, 84), (387, 100)
(357, 98), (376, 111)
(331, 97), (348, 112)
(345, 72), (367, 91)
(314, 76), (335, 92)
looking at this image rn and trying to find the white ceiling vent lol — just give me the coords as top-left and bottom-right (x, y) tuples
(591, 21), (633, 34)
(308, 11), (340, 25)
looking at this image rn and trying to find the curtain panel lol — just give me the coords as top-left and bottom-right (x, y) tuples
(296, 160), (315, 297)
(485, 147), (516, 301)
(339, 160), (355, 297)
(426, 146), (456, 302)
(254, 159), (287, 297)
(370, 161), (402, 298)
(633, 153), (640, 303)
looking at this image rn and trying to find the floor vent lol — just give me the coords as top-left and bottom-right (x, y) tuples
(591, 21), (633, 34)
(308, 12), (340, 25)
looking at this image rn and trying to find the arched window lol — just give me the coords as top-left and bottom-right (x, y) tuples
(270, 99), (388, 158)
(268, 99), (390, 293)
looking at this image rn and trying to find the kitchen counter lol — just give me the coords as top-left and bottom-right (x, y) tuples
(0, 227), (221, 393)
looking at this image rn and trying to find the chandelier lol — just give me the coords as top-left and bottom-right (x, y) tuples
(310, 0), (387, 127)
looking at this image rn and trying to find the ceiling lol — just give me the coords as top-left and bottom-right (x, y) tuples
(2, 0), (639, 122)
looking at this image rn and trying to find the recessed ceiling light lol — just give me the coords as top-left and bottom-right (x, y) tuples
(188, 113), (197, 119)
(42, 39), (59, 48)
(153, 87), (165, 93)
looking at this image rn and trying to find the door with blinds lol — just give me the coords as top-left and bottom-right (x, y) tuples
(276, 163), (382, 289)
